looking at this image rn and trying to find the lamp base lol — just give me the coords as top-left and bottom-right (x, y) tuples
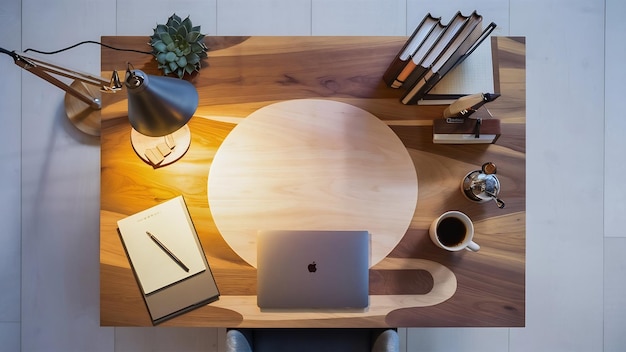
(130, 125), (191, 167)
(64, 80), (101, 136)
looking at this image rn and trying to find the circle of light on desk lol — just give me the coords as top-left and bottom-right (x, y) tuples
(208, 99), (418, 268)
(130, 124), (191, 167)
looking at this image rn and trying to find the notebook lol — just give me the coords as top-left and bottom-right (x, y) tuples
(117, 195), (220, 324)
(117, 196), (208, 294)
(256, 230), (370, 310)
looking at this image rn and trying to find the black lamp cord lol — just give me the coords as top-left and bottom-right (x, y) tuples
(0, 46), (18, 59)
(0, 40), (152, 59)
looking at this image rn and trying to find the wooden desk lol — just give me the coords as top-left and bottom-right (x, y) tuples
(100, 36), (525, 327)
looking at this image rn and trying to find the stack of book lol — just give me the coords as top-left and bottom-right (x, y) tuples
(383, 11), (497, 105)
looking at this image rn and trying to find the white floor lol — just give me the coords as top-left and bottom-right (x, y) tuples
(1, 0), (624, 351)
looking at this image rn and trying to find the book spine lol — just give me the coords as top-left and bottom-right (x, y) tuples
(401, 70), (434, 105)
(392, 22), (446, 89)
(382, 14), (439, 87)
(398, 64), (429, 90)
(382, 57), (411, 87)
(392, 11), (471, 92)
(382, 15), (425, 86)
(390, 60), (417, 88)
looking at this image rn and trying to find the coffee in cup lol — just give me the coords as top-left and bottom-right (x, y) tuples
(429, 211), (480, 252)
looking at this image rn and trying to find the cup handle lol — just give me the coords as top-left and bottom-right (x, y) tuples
(465, 241), (480, 252)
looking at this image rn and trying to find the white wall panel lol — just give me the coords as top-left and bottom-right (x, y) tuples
(605, 0), (626, 238)
(20, 0), (116, 350)
(217, 0), (311, 35)
(0, 0), (23, 329)
(407, 0), (510, 36)
(312, 0), (405, 35)
(604, 238), (626, 351)
(117, 0), (217, 36)
(510, 1), (604, 350)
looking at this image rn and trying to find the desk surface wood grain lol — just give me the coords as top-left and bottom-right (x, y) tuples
(100, 36), (525, 327)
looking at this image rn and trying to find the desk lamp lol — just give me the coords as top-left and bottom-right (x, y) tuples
(1, 47), (122, 136)
(1, 47), (199, 166)
(124, 65), (198, 167)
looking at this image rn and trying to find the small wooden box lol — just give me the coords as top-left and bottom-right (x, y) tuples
(433, 107), (501, 144)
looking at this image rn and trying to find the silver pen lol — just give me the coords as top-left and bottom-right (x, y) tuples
(146, 231), (190, 272)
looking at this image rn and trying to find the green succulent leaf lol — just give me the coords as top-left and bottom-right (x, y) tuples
(177, 25), (188, 39)
(185, 64), (195, 74)
(155, 24), (168, 35)
(165, 51), (177, 63)
(186, 53), (200, 64)
(168, 25), (177, 36)
(182, 46), (191, 55)
(177, 56), (188, 67)
(190, 42), (205, 54)
(186, 31), (202, 43)
(156, 52), (167, 64)
(153, 41), (167, 53)
(182, 17), (193, 32)
(168, 14), (182, 27)
(191, 25), (201, 32)
(169, 61), (178, 71)
(198, 40), (207, 52)
(160, 32), (173, 45)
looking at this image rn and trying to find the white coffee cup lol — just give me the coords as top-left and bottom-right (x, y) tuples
(429, 211), (480, 252)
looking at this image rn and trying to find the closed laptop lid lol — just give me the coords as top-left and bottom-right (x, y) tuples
(256, 230), (370, 310)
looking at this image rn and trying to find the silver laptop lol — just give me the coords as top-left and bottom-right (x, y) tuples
(256, 230), (370, 310)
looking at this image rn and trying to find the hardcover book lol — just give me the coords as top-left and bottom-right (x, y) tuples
(381, 11), (497, 105)
(400, 11), (471, 91)
(416, 37), (499, 105)
(382, 13), (441, 88)
(402, 12), (496, 105)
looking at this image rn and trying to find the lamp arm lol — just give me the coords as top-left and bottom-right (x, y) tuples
(17, 52), (110, 87)
(1, 46), (125, 136)
(2, 48), (115, 110)
(15, 56), (103, 109)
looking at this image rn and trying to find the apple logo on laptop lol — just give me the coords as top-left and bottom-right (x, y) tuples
(307, 261), (317, 273)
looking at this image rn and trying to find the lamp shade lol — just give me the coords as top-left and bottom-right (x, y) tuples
(125, 69), (198, 137)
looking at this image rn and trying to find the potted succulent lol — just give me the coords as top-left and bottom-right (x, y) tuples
(149, 14), (208, 78)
